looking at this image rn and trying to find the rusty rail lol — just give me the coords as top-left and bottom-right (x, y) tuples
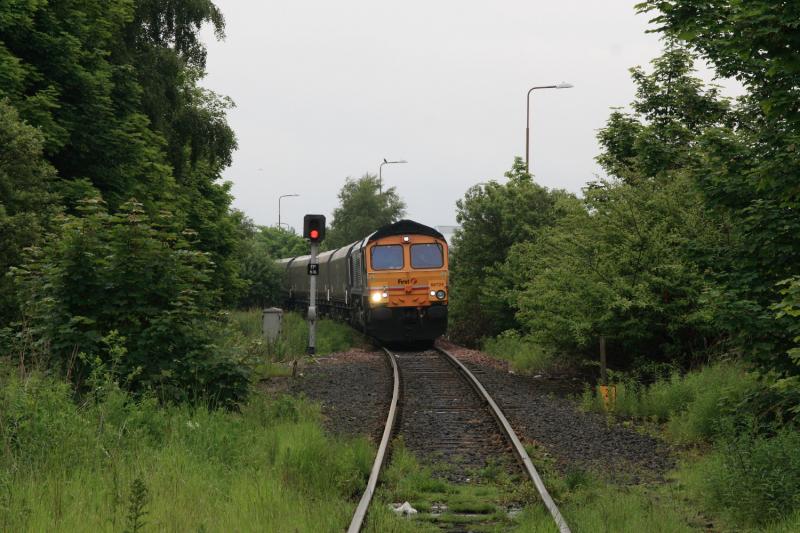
(436, 346), (571, 533)
(348, 345), (570, 533)
(347, 347), (400, 533)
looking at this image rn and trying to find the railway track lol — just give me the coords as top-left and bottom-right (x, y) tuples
(347, 346), (570, 533)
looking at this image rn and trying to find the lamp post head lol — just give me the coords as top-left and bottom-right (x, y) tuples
(556, 82), (574, 89)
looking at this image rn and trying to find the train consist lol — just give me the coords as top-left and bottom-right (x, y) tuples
(277, 220), (448, 343)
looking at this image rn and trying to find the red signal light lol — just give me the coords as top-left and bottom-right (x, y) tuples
(303, 214), (325, 242)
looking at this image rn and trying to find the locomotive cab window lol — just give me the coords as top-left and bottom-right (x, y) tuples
(411, 243), (443, 269)
(371, 245), (404, 270)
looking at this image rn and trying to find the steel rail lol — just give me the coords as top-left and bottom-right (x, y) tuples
(347, 347), (400, 533)
(436, 347), (572, 533)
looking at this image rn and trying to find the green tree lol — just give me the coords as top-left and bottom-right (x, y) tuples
(253, 226), (308, 259)
(512, 175), (723, 367)
(0, 0), (176, 208)
(325, 174), (406, 249)
(449, 158), (562, 344)
(489, 50), (735, 369)
(0, 100), (60, 324)
(13, 198), (249, 405)
(597, 48), (731, 182)
(233, 217), (306, 309)
(637, 1), (800, 125)
(0, 0), (241, 302)
(636, 3), (800, 369)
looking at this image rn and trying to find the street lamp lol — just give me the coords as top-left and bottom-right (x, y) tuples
(525, 82), (573, 173)
(278, 194), (299, 229)
(379, 158), (407, 194)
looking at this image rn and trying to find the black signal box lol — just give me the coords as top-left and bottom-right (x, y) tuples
(303, 214), (326, 243)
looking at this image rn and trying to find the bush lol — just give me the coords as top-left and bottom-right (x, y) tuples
(696, 427), (800, 527)
(235, 239), (283, 309)
(0, 99), (60, 327)
(12, 198), (250, 406)
(482, 330), (555, 374)
(582, 361), (763, 443)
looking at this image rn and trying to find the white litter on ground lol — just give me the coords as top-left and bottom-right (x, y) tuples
(390, 502), (418, 516)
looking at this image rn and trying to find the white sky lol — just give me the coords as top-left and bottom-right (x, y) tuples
(200, 1), (740, 232)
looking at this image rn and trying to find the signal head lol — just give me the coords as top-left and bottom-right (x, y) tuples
(303, 214), (326, 243)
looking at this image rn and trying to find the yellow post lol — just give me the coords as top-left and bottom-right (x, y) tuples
(598, 384), (617, 410)
(598, 336), (615, 410)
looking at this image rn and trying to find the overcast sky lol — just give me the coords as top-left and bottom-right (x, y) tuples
(200, 1), (737, 232)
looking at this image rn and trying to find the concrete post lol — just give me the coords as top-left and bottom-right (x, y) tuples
(308, 242), (318, 355)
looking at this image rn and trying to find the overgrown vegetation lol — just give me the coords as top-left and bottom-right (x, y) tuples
(229, 309), (366, 379)
(10, 197), (251, 405)
(482, 331), (555, 374)
(365, 438), (536, 532)
(581, 362), (800, 529)
(451, 29), (800, 379)
(371, 438), (707, 533)
(449, 2), (800, 529)
(0, 362), (371, 532)
(0, 1), (250, 401)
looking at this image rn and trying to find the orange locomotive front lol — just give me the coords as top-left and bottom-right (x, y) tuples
(362, 230), (448, 343)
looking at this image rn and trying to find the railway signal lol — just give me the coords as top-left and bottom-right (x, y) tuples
(303, 214), (326, 355)
(303, 214), (326, 243)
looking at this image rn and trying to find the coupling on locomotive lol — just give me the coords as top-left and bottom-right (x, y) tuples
(277, 219), (448, 343)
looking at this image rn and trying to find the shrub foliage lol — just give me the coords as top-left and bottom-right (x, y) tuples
(13, 198), (249, 405)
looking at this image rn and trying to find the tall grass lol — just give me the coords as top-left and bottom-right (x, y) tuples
(513, 483), (696, 533)
(581, 361), (800, 529)
(580, 360), (761, 443)
(229, 309), (366, 362)
(683, 427), (800, 528)
(0, 368), (372, 532)
(483, 330), (555, 374)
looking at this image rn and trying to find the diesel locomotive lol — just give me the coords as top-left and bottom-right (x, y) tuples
(278, 219), (448, 343)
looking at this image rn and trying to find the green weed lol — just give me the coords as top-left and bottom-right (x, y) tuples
(483, 330), (555, 374)
(124, 478), (148, 533)
(229, 309), (366, 366)
(0, 368), (371, 532)
(578, 361), (800, 529)
(684, 426), (800, 528)
(580, 360), (762, 443)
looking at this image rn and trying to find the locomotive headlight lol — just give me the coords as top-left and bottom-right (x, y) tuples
(382, 292), (388, 298)
(430, 290), (436, 296)
(371, 292), (382, 303)
(436, 290), (446, 300)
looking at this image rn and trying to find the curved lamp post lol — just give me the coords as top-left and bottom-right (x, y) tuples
(526, 82), (573, 172)
(379, 158), (407, 194)
(278, 194), (299, 229)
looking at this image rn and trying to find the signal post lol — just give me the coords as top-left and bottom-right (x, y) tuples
(303, 214), (326, 355)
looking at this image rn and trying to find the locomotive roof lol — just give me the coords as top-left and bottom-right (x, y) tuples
(368, 219), (445, 242)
